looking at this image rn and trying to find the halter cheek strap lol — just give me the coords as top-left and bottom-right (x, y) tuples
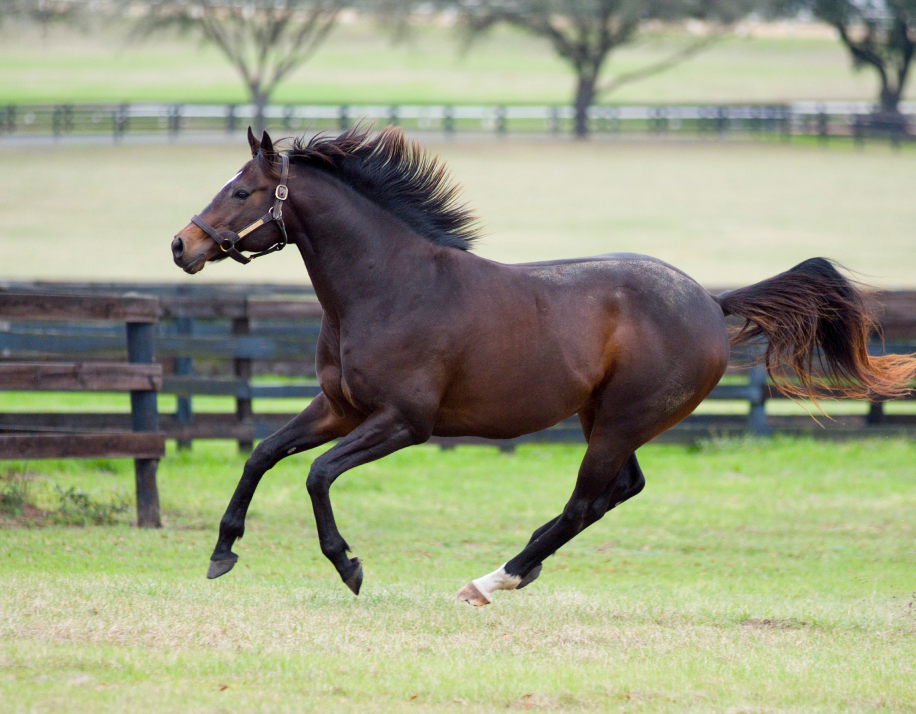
(191, 153), (290, 265)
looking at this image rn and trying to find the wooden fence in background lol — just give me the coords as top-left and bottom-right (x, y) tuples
(0, 292), (165, 526)
(1, 282), (914, 453)
(2, 102), (914, 143)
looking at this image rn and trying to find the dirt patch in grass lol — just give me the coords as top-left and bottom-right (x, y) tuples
(741, 617), (810, 630)
(0, 501), (50, 527)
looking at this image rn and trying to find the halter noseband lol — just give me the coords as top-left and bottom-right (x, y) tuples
(191, 153), (290, 265)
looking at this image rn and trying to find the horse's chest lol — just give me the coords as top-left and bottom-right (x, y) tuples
(316, 334), (385, 415)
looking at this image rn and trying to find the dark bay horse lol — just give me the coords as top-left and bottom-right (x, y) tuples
(171, 127), (916, 606)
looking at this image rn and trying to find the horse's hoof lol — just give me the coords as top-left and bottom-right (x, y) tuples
(516, 563), (542, 590)
(456, 582), (490, 607)
(343, 557), (363, 596)
(206, 556), (238, 579)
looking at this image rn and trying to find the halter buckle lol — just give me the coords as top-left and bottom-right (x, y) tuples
(275, 185), (289, 201)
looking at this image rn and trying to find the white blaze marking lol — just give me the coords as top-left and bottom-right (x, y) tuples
(221, 171), (242, 189)
(471, 564), (521, 603)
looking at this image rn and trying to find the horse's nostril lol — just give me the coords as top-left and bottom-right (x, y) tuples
(171, 236), (184, 259)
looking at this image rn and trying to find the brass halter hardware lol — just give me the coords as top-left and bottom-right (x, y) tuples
(190, 153), (290, 265)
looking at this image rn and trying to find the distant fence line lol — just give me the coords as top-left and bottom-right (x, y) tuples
(1, 102), (914, 142)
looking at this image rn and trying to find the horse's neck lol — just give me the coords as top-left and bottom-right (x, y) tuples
(290, 171), (437, 319)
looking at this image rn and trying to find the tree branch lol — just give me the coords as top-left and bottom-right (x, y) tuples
(892, 16), (915, 97)
(597, 31), (722, 97)
(200, 12), (254, 90)
(269, 5), (341, 90)
(836, 21), (890, 90)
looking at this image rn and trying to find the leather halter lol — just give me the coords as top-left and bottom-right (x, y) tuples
(191, 153), (290, 265)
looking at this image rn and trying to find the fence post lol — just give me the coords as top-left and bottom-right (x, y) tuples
(169, 104), (181, 139)
(226, 105), (236, 134)
(389, 105), (399, 127)
(4, 105), (14, 134)
(175, 316), (194, 450)
(443, 106), (454, 135)
(339, 105), (349, 131)
(817, 105), (828, 142)
(548, 106), (559, 134)
(853, 114), (865, 147)
(127, 321), (161, 528)
(866, 400), (886, 425)
(496, 106), (507, 135)
(652, 106), (665, 133)
(747, 363), (770, 436)
(233, 314), (253, 453)
(113, 104), (128, 143)
(717, 106), (728, 136)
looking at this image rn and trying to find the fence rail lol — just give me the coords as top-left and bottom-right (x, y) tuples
(0, 292), (164, 526)
(2, 102), (914, 142)
(1, 282), (915, 450)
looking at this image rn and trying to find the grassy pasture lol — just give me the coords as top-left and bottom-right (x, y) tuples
(0, 139), (914, 287)
(0, 22), (910, 107)
(1, 438), (915, 713)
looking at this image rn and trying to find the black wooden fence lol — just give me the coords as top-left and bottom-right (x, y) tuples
(0, 292), (165, 526)
(1, 281), (914, 450)
(2, 102), (914, 143)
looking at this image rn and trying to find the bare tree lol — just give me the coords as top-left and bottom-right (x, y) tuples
(137, 0), (349, 132)
(0, 0), (83, 32)
(460, 0), (749, 137)
(809, 0), (915, 115)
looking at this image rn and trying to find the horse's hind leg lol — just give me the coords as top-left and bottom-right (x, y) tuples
(208, 394), (359, 579)
(304, 408), (430, 595)
(457, 428), (639, 606)
(514, 454), (645, 591)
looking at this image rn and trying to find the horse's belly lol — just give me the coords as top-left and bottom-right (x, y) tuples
(431, 372), (595, 439)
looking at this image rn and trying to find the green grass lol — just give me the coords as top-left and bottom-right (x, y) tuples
(3, 388), (916, 423)
(1, 139), (914, 287)
(0, 21), (908, 106)
(1, 438), (915, 712)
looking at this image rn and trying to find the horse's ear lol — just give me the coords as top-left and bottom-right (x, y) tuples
(247, 126), (260, 158)
(260, 130), (275, 158)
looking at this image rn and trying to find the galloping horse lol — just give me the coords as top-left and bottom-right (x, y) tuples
(171, 128), (915, 606)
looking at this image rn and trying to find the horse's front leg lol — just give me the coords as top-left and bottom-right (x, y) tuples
(305, 408), (430, 594)
(208, 394), (359, 578)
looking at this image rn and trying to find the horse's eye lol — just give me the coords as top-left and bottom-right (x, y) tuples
(233, 190), (250, 200)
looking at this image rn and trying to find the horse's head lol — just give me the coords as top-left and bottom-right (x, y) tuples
(171, 128), (290, 274)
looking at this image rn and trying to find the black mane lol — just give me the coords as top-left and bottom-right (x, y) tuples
(275, 127), (481, 251)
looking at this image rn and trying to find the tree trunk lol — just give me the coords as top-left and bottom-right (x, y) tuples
(573, 73), (597, 138)
(251, 86), (268, 135)
(879, 78), (900, 114)
(872, 73), (908, 139)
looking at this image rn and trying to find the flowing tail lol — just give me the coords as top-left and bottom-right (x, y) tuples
(715, 258), (916, 404)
